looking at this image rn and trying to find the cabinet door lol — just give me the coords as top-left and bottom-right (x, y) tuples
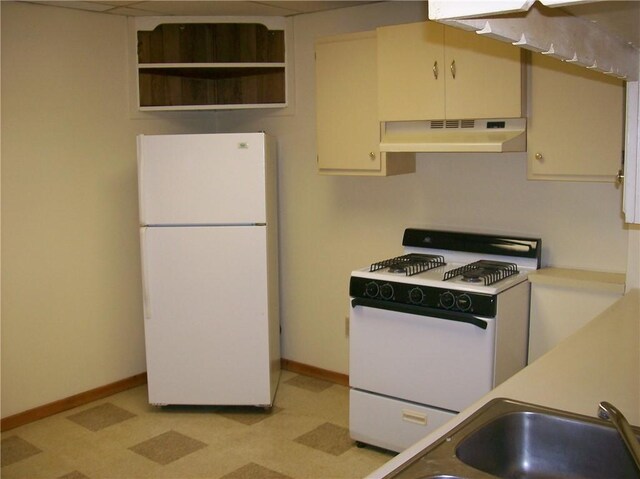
(316, 32), (381, 172)
(377, 22), (445, 121)
(528, 53), (624, 182)
(443, 26), (522, 120)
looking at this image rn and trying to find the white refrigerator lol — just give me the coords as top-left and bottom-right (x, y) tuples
(137, 132), (280, 407)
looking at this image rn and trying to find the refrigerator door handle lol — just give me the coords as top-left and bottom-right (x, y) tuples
(137, 137), (146, 225)
(140, 227), (151, 320)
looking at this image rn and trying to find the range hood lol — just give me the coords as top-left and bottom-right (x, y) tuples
(379, 118), (526, 153)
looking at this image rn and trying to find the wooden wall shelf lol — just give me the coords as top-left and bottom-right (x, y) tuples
(134, 19), (287, 111)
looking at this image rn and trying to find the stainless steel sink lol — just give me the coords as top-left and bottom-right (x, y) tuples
(386, 398), (640, 479)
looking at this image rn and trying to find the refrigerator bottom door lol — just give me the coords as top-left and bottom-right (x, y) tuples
(141, 225), (279, 406)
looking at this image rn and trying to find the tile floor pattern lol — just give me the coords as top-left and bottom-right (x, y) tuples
(1, 371), (395, 478)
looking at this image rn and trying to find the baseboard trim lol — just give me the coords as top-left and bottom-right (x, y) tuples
(1, 373), (147, 432)
(2, 361), (348, 431)
(281, 358), (349, 387)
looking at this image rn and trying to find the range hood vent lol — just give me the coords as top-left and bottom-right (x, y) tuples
(380, 118), (526, 153)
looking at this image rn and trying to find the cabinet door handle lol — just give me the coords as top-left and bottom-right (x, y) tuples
(369, 152), (376, 161)
(450, 59), (456, 79)
(433, 61), (439, 80)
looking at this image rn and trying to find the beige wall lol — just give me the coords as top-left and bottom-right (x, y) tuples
(0, 2), (216, 417)
(216, 3), (629, 374)
(1, 1), (629, 418)
(628, 226), (640, 290)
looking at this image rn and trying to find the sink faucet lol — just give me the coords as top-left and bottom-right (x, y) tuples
(598, 401), (640, 473)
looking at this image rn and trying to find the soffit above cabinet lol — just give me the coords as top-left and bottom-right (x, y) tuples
(428, 0), (639, 81)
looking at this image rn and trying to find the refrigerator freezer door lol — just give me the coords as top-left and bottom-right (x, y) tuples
(138, 133), (269, 226)
(141, 225), (277, 406)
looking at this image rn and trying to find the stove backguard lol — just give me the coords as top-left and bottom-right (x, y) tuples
(402, 229), (542, 269)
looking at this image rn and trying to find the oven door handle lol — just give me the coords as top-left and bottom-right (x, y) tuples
(350, 298), (488, 330)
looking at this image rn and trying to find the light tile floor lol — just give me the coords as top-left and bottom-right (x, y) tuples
(1, 371), (395, 478)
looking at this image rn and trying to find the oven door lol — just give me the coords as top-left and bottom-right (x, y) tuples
(349, 299), (496, 413)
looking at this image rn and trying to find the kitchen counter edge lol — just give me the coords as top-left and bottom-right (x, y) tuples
(528, 267), (626, 294)
(367, 288), (640, 479)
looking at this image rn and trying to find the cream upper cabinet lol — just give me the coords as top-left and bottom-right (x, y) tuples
(315, 31), (414, 176)
(528, 53), (624, 182)
(377, 21), (445, 121)
(377, 21), (523, 121)
(443, 26), (523, 120)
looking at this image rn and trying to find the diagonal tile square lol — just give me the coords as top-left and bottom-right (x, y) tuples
(57, 471), (90, 479)
(217, 405), (282, 426)
(221, 462), (293, 479)
(129, 430), (207, 465)
(294, 422), (353, 456)
(67, 402), (136, 432)
(284, 374), (332, 393)
(1, 435), (43, 467)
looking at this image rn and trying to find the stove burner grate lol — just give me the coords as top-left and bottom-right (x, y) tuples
(370, 253), (446, 276)
(444, 260), (519, 286)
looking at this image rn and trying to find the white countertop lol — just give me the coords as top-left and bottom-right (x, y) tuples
(368, 288), (640, 478)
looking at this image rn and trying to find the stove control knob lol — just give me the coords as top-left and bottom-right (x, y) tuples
(409, 287), (425, 304)
(439, 291), (455, 309)
(456, 293), (472, 312)
(365, 281), (379, 298)
(379, 283), (394, 300)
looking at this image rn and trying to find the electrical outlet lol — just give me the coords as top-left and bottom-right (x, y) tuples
(345, 316), (350, 337)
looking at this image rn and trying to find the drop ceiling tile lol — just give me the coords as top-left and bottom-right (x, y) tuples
(261, 1), (374, 14)
(129, 1), (297, 17)
(103, 5), (160, 16)
(28, 1), (115, 12)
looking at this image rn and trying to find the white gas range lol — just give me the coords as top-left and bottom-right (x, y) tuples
(349, 228), (542, 453)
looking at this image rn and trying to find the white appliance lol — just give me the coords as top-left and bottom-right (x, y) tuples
(349, 229), (542, 452)
(137, 132), (280, 407)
